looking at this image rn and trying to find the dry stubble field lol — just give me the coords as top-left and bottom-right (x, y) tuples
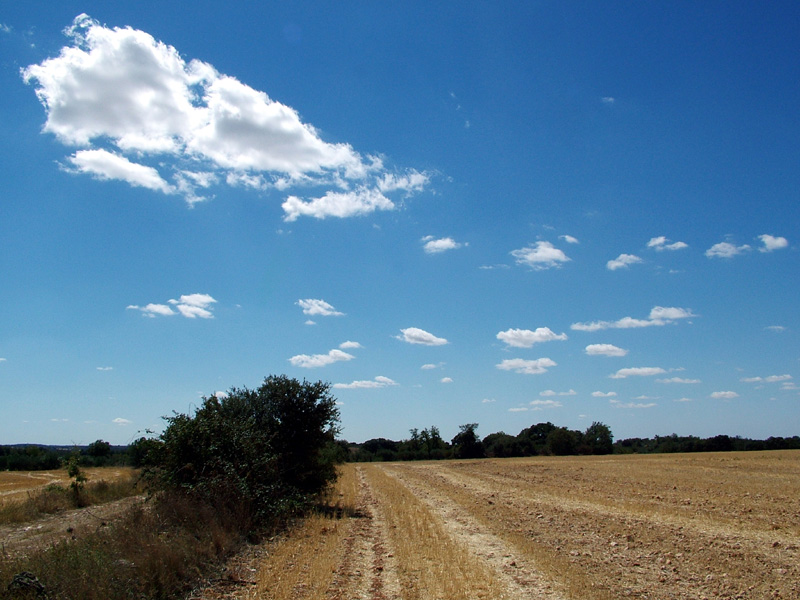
(197, 451), (800, 600)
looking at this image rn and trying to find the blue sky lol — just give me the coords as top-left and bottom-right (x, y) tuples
(1, 2), (798, 445)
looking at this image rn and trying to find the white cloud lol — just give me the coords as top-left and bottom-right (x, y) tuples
(607, 253), (643, 271)
(592, 391), (617, 398)
(440, 377), (454, 384)
(112, 417), (132, 425)
(530, 399), (562, 409)
(289, 348), (354, 368)
(339, 340), (362, 349)
(766, 325), (786, 333)
(333, 375), (397, 389)
(482, 398), (496, 403)
(657, 377), (701, 384)
(705, 241), (751, 258)
(282, 187), (394, 221)
(297, 299), (344, 317)
(601, 97), (615, 105)
(559, 235), (579, 244)
(68, 149), (175, 194)
(572, 306), (695, 331)
(496, 358), (557, 375)
(22, 15), (427, 213)
(758, 234), (788, 252)
(96, 366), (113, 371)
(610, 400), (657, 409)
(539, 389), (576, 397)
(496, 327), (567, 348)
(647, 236), (688, 251)
(397, 327), (448, 346)
(511, 241), (570, 270)
(421, 363), (441, 370)
(421, 236), (464, 254)
(508, 407), (529, 412)
(127, 293), (216, 318)
(740, 374), (792, 383)
(610, 367), (667, 379)
(674, 397), (694, 403)
(710, 391), (739, 399)
(585, 344), (628, 357)
(0, 358), (7, 363)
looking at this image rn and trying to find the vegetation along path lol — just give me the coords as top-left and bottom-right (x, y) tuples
(197, 451), (799, 600)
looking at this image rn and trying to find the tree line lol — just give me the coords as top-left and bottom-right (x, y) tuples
(348, 422), (800, 462)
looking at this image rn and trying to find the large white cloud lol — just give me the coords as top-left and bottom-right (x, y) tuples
(23, 14), (428, 214)
(396, 327), (448, 346)
(496, 358), (557, 375)
(511, 241), (570, 270)
(497, 327), (567, 348)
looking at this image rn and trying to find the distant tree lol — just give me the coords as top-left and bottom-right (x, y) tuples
(483, 432), (522, 458)
(451, 423), (485, 459)
(86, 439), (112, 458)
(518, 422), (558, 455)
(582, 422), (613, 455)
(546, 427), (578, 456)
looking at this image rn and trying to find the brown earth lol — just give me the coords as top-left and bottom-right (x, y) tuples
(194, 451), (800, 600)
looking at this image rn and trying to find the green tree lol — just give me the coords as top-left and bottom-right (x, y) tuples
(451, 423), (485, 459)
(157, 375), (341, 524)
(546, 427), (578, 456)
(582, 421), (614, 455)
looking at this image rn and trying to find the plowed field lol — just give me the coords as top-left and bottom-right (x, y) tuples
(196, 451), (800, 600)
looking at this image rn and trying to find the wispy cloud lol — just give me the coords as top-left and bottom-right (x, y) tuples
(396, 327), (448, 346)
(710, 391), (739, 399)
(740, 374), (792, 383)
(592, 391), (617, 398)
(127, 293), (217, 318)
(539, 389), (576, 397)
(647, 236), (688, 251)
(610, 399), (657, 409)
(22, 14), (428, 214)
(572, 306), (695, 332)
(530, 399), (562, 409)
(496, 327), (567, 348)
(333, 375), (397, 389)
(657, 377), (701, 384)
(610, 367), (667, 379)
(113, 417), (132, 425)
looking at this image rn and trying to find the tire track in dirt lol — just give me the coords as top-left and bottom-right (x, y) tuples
(326, 466), (401, 600)
(381, 463), (568, 600)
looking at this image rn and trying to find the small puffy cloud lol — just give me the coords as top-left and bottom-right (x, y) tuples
(511, 241), (570, 270)
(440, 377), (454, 384)
(758, 234), (788, 252)
(397, 327), (448, 346)
(710, 391), (739, 399)
(282, 187), (394, 221)
(496, 327), (567, 348)
(333, 375), (397, 389)
(530, 399), (562, 409)
(297, 299), (344, 317)
(592, 391), (617, 398)
(766, 325), (786, 333)
(647, 236), (688, 251)
(572, 306), (695, 331)
(289, 348), (354, 368)
(705, 241), (751, 258)
(128, 293), (216, 318)
(559, 235), (579, 244)
(540, 389), (576, 397)
(610, 367), (667, 379)
(607, 253), (643, 271)
(112, 417), (132, 425)
(421, 363), (441, 370)
(657, 377), (701, 384)
(339, 341), (362, 349)
(496, 358), (557, 375)
(585, 344), (628, 357)
(421, 236), (464, 254)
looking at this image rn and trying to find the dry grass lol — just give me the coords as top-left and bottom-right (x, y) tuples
(0, 468), (141, 524)
(248, 464), (360, 600)
(363, 464), (502, 600)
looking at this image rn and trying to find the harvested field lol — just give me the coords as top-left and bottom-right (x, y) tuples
(200, 451), (799, 600)
(0, 467), (136, 505)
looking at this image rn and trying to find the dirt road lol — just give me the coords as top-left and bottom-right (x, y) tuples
(196, 452), (799, 600)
